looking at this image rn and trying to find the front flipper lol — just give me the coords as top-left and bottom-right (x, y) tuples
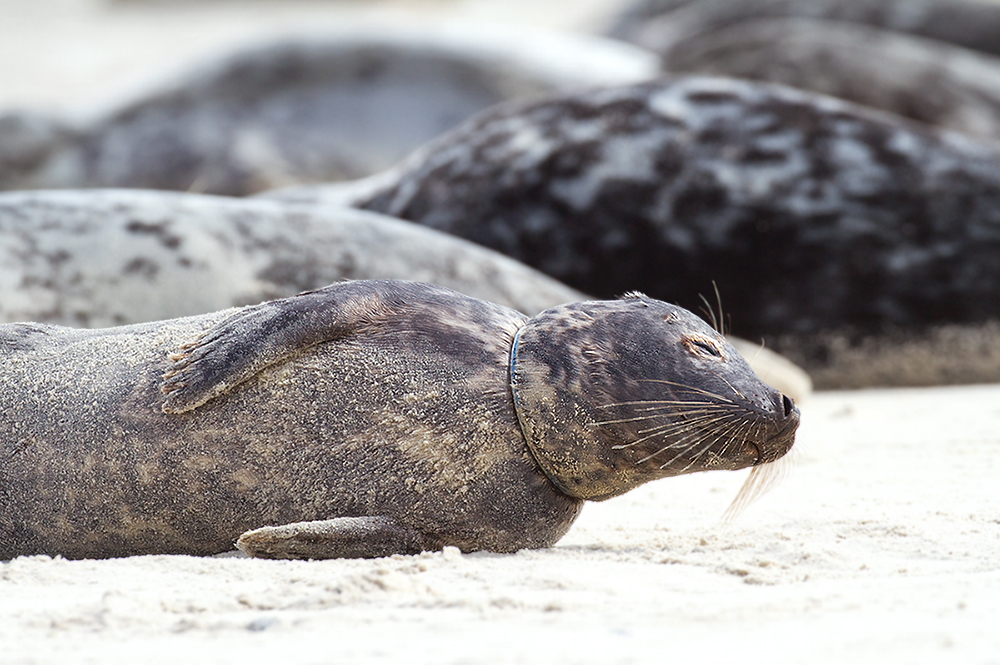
(236, 516), (428, 560)
(161, 280), (405, 414)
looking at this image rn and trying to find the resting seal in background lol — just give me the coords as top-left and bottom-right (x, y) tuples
(609, 0), (1000, 59)
(265, 76), (1000, 388)
(0, 189), (585, 326)
(0, 28), (655, 196)
(653, 18), (1000, 142)
(0, 280), (798, 560)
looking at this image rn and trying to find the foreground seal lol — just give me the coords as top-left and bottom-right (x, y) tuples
(0, 280), (798, 560)
(266, 76), (1000, 387)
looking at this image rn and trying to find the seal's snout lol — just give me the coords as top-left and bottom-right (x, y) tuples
(778, 393), (800, 434)
(758, 391), (800, 465)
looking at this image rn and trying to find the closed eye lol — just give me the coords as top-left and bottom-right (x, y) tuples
(684, 336), (723, 359)
(694, 340), (720, 357)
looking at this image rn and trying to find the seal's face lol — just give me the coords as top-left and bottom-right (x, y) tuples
(511, 293), (800, 500)
(598, 306), (799, 475)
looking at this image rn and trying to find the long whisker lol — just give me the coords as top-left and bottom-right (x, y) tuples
(662, 416), (749, 470)
(720, 448), (799, 524)
(689, 418), (757, 473)
(617, 414), (739, 453)
(592, 405), (742, 427)
(631, 411), (748, 463)
(697, 281), (727, 335)
(595, 398), (730, 410)
(639, 411), (744, 434)
(635, 379), (736, 403)
(701, 417), (752, 464)
(706, 368), (748, 401)
(633, 412), (744, 440)
(698, 292), (719, 333)
(651, 426), (730, 468)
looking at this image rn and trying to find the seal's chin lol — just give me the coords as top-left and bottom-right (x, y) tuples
(756, 403), (800, 465)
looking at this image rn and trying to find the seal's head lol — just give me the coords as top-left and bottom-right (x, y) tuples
(510, 292), (799, 501)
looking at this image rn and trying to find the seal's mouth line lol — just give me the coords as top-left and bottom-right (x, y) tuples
(776, 411), (802, 438)
(755, 415), (800, 465)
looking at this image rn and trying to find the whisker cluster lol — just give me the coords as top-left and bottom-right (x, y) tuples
(720, 449), (798, 524)
(634, 378), (736, 404)
(698, 281), (728, 336)
(592, 388), (764, 472)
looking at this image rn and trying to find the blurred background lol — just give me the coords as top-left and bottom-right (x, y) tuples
(0, 0), (631, 111)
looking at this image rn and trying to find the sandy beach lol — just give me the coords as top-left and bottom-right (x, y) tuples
(1, 2), (999, 664)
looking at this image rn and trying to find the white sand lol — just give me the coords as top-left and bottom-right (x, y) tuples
(4, 384), (1000, 664)
(2, 2), (999, 664)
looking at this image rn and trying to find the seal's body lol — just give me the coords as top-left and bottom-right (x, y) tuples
(0, 280), (797, 560)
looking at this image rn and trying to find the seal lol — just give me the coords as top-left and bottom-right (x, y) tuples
(0, 188), (585, 327)
(0, 28), (655, 195)
(605, 0), (698, 40)
(612, 0), (1000, 59)
(655, 18), (1000, 141)
(0, 188), (811, 401)
(0, 280), (798, 560)
(265, 76), (1000, 387)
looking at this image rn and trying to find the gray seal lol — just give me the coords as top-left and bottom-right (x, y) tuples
(0, 188), (584, 327)
(655, 18), (1000, 142)
(0, 280), (798, 560)
(0, 188), (811, 401)
(0, 29), (655, 196)
(611, 0), (1000, 59)
(265, 76), (1000, 388)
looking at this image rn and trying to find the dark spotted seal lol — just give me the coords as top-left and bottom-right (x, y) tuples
(0, 29), (655, 196)
(611, 0), (1000, 59)
(0, 280), (798, 560)
(265, 76), (1000, 388)
(655, 18), (1000, 141)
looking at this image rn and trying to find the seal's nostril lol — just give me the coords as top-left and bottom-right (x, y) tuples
(782, 394), (794, 418)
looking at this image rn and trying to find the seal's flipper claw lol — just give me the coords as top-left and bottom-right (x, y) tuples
(236, 516), (428, 560)
(161, 281), (398, 414)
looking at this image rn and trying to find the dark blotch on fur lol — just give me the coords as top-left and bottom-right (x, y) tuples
(352, 77), (1000, 347)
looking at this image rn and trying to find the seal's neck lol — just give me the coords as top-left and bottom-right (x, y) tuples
(509, 325), (569, 496)
(509, 314), (645, 502)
